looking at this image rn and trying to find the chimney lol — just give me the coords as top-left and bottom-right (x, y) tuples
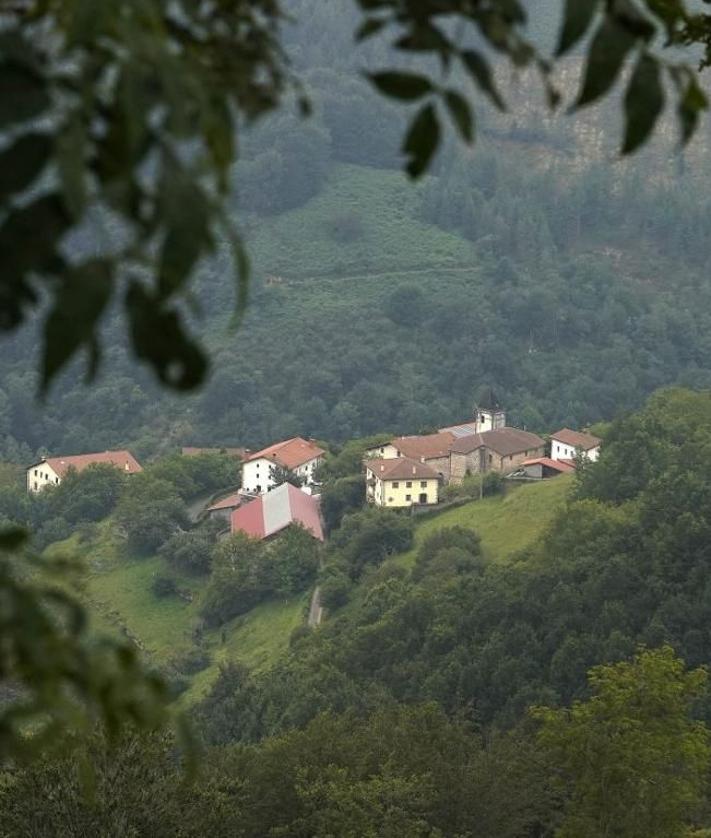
(412, 465), (416, 474)
(380, 464), (384, 472)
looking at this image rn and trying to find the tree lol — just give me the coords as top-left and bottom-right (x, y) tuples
(269, 464), (305, 489)
(533, 646), (711, 838)
(200, 532), (267, 626)
(159, 518), (223, 576)
(114, 475), (188, 555)
(264, 524), (320, 595)
(0, 1), (708, 392)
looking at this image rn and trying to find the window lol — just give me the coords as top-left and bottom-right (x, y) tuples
(34, 469), (37, 476)
(392, 481), (399, 488)
(33, 482), (37, 491)
(406, 481), (412, 488)
(405, 494), (411, 501)
(420, 481), (427, 488)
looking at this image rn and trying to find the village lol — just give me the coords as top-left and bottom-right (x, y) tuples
(24, 392), (601, 547)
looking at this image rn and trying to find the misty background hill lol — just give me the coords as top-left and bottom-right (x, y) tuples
(2, 0), (711, 461)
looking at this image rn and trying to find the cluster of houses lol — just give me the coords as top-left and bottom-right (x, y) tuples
(24, 393), (601, 543)
(363, 394), (600, 508)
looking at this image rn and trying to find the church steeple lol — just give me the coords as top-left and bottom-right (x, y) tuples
(473, 388), (506, 433)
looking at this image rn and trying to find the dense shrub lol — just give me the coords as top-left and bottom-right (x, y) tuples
(159, 518), (223, 576)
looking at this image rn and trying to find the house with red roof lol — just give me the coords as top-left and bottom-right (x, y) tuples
(241, 437), (325, 495)
(26, 450), (142, 493)
(364, 457), (440, 508)
(550, 428), (601, 463)
(230, 482), (324, 541)
(365, 431), (455, 481)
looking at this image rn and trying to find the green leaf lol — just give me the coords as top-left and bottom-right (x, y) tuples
(678, 75), (708, 146)
(443, 89), (474, 143)
(367, 71), (433, 101)
(0, 527), (28, 551)
(622, 53), (664, 154)
(575, 18), (637, 108)
(157, 163), (213, 299)
(557, 0), (599, 56)
(56, 112), (88, 217)
(41, 259), (114, 392)
(0, 64), (49, 130)
(0, 193), (71, 275)
(402, 103), (440, 179)
(0, 133), (52, 204)
(356, 18), (386, 41)
(125, 281), (208, 390)
(203, 96), (234, 193)
(460, 51), (506, 111)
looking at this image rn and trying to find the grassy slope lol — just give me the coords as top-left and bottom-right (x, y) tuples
(46, 519), (305, 705)
(392, 476), (573, 570)
(44, 476), (572, 705)
(248, 164), (477, 279)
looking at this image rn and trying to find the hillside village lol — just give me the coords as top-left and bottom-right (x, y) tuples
(24, 392), (601, 543)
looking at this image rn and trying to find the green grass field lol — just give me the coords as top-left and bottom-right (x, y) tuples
(392, 476), (573, 570)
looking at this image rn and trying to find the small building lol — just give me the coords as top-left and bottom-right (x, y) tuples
(449, 428), (545, 482)
(518, 457), (576, 480)
(550, 428), (601, 462)
(365, 431), (455, 481)
(364, 457), (440, 508)
(205, 492), (242, 521)
(241, 437), (325, 495)
(26, 450), (142, 493)
(230, 482), (324, 541)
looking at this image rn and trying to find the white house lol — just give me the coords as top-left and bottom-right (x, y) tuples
(550, 428), (601, 463)
(241, 437), (325, 495)
(26, 450), (142, 493)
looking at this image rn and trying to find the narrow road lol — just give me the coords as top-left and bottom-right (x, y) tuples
(308, 586), (323, 628)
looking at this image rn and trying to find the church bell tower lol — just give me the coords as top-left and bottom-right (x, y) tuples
(473, 389), (506, 433)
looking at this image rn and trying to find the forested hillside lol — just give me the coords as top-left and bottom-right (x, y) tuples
(6, 390), (711, 835)
(2, 2), (711, 462)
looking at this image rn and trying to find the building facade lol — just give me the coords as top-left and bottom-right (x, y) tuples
(550, 428), (601, 462)
(365, 457), (440, 508)
(241, 437), (325, 495)
(26, 450), (142, 493)
(448, 428), (546, 483)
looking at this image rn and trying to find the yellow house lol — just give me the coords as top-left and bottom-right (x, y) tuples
(364, 457), (440, 508)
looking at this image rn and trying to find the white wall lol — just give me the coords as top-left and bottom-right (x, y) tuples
(365, 443), (399, 459)
(27, 462), (61, 493)
(551, 440), (600, 462)
(242, 456), (323, 494)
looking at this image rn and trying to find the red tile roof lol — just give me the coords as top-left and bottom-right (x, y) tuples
(551, 428), (601, 451)
(391, 432), (455, 460)
(522, 457), (575, 473)
(35, 450), (142, 478)
(364, 457), (441, 481)
(230, 483), (324, 541)
(245, 437), (325, 470)
(207, 492), (242, 512)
